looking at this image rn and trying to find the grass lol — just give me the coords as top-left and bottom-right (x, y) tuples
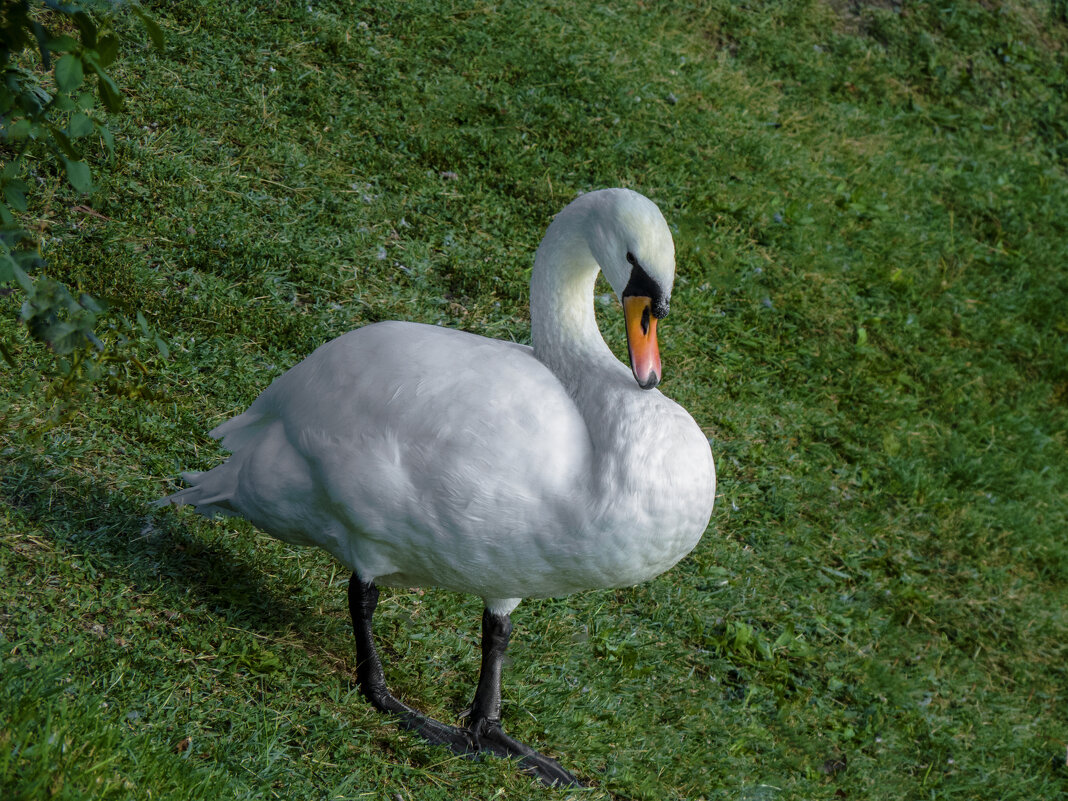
(1, 0), (1067, 798)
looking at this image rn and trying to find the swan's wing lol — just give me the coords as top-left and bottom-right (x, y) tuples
(211, 322), (592, 573)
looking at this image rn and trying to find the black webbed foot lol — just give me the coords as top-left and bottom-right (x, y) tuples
(468, 717), (584, 787)
(363, 687), (583, 786)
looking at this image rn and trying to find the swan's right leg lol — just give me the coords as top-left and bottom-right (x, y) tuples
(347, 573), (470, 748)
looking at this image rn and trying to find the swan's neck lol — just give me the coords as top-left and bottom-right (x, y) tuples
(530, 215), (615, 387)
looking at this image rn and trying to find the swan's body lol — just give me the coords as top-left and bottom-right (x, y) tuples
(162, 188), (715, 785)
(184, 321), (712, 609)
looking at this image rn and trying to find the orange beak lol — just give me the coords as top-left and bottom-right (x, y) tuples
(623, 295), (661, 390)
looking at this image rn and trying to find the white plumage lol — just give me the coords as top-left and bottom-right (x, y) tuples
(164, 188), (715, 615)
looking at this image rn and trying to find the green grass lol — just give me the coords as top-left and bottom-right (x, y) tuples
(2, 0), (1067, 798)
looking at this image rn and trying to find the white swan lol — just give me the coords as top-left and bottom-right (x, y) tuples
(160, 188), (716, 786)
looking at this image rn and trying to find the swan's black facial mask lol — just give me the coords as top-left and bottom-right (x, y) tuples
(623, 253), (670, 318)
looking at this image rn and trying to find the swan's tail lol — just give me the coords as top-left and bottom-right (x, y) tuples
(154, 407), (271, 516)
(154, 465), (242, 518)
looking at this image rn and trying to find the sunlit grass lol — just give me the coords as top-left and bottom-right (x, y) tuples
(2, 1), (1066, 799)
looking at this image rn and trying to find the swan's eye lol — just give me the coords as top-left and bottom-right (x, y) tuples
(626, 251), (638, 267)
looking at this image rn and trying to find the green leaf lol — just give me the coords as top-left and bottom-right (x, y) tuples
(55, 54), (85, 93)
(97, 34), (120, 68)
(45, 35), (80, 53)
(50, 127), (81, 159)
(31, 21), (52, 69)
(4, 181), (28, 212)
(132, 7), (165, 50)
(14, 247), (44, 274)
(98, 124), (114, 153)
(80, 50), (101, 76)
(48, 322), (82, 355)
(0, 339), (16, 368)
(96, 72), (123, 112)
(18, 87), (47, 117)
(60, 157), (93, 193)
(136, 310), (151, 337)
(2, 119), (34, 141)
(0, 247), (14, 283)
(71, 11), (98, 50)
(11, 263), (34, 293)
(69, 112), (93, 138)
(78, 294), (105, 314)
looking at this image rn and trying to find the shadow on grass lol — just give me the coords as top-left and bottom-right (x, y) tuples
(0, 448), (479, 711)
(0, 450), (320, 643)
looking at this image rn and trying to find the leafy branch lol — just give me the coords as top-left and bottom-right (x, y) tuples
(0, 0), (163, 414)
(1, 0), (161, 351)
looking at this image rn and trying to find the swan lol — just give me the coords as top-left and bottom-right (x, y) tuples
(159, 188), (716, 786)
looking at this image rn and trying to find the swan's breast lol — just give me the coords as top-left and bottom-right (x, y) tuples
(568, 385), (715, 591)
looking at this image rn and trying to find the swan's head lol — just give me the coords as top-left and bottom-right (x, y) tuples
(583, 189), (675, 390)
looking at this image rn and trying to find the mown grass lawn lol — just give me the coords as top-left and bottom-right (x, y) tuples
(2, 1), (1067, 799)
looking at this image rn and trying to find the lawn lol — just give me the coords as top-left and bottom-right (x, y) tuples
(1, 0), (1066, 799)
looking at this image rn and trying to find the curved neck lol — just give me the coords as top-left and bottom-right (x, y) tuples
(530, 210), (615, 387)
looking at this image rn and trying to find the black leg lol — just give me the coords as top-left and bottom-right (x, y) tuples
(347, 573), (583, 787)
(347, 573), (470, 748)
(467, 608), (583, 788)
(469, 608), (511, 726)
